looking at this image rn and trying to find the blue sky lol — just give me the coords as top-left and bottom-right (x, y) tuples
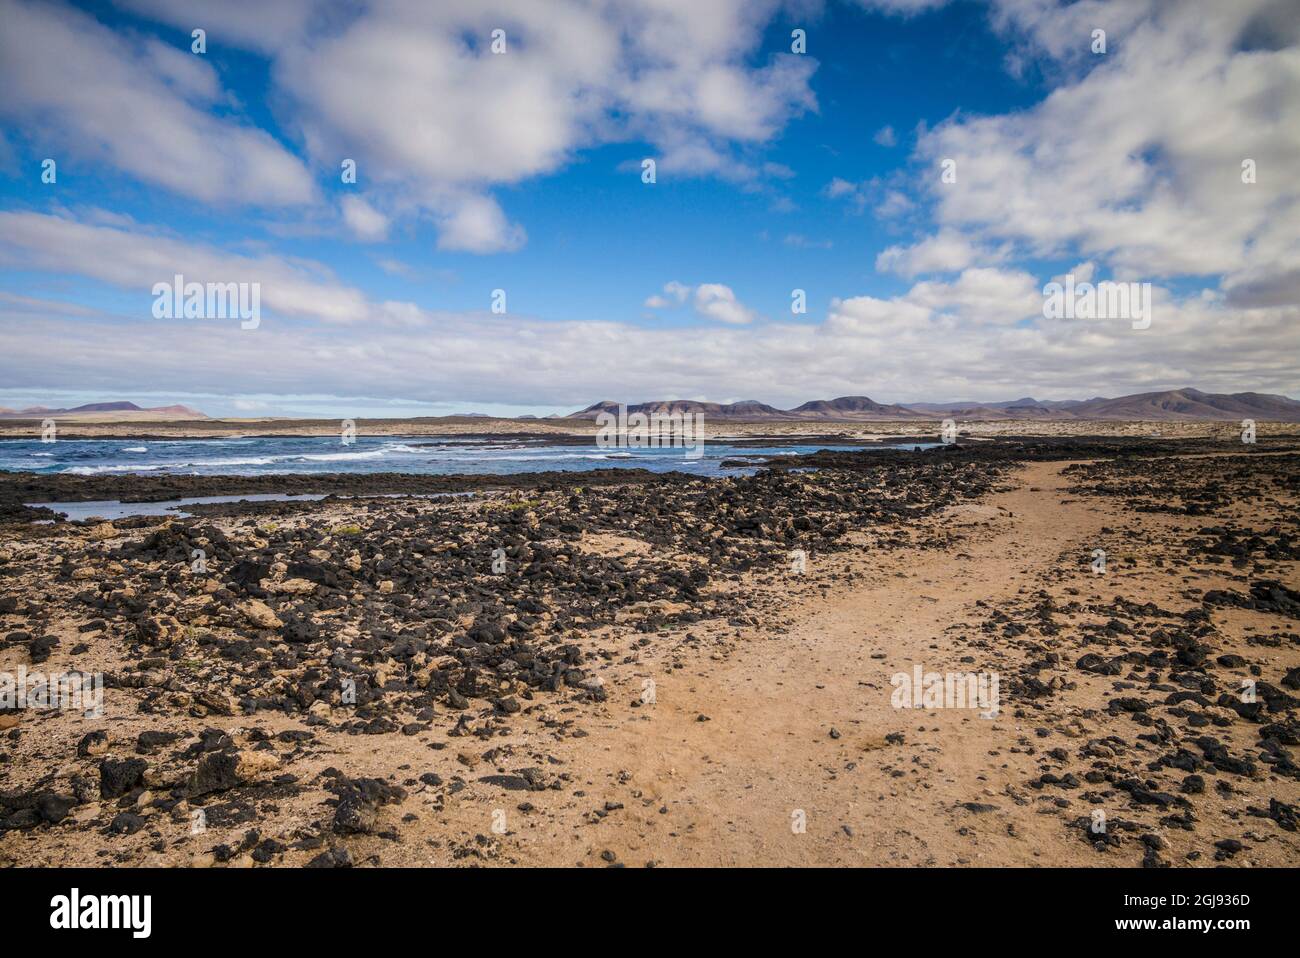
(1, 0), (1297, 417)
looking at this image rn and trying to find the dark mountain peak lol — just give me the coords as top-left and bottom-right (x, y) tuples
(0, 400), (208, 420)
(66, 401), (142, 413)
(791, 395), (877, 411)
(567, 389), (1300, 422)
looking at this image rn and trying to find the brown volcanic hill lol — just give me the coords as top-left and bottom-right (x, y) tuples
(568, 399), (791, 420)
(721, 400), (788, 418)
(928, 404), (1032, 421)
(569, 389), (1300, 422)
(788, 396), (925, 419)
(146, 404), (208, 417)
(1064, 389), (1300, 421)
(902, 401), (1077, 421)
(0, 401), (209, 420)
(65, 401), (144, 413)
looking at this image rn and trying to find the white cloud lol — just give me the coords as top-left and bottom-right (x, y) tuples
(873, 125), (897, 147)
(825, 177), (860, 200)
(3, 210), (1298, 406)
(876, 229), (984, 277)
(645, 280), (691, 308)
(693, 283), (757, 325)
(9, 266), (1294, 408)
(784, 233), (833, 249)
(824, 175), (911, 217)
(114, 0), (321, 55)
(904, 267), (1041, 324)
(822, 176), (871, 213)
(1051, 261), (1096, 286)
(0, 0), (316, 206)
(4, 1), (818, 253)
(269, 0), (816, 251)
(0, 291), (99, 317)
(902, 0), (1300, 299)
(0, 210), (373, 325)
(431, 192), (526, 254)
(375, 258), (415, 279)
(874, 189), (913, 218)
(851, 0), (952, 16)
(645, 281), (757, 324)
(664, 280), (691, 302)
(340, 196), (390, 243)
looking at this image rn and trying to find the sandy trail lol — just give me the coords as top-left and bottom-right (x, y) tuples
(464, 460), (1108, 866)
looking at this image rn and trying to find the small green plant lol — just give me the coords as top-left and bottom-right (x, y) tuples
(331, 523), (363, 535)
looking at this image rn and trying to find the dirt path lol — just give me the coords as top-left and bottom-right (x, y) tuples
(444, 460), (1112, 866)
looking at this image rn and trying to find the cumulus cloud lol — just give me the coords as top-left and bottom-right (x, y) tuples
(270, 0), (816, 251)
(8, 263), (1295, 408)
(431, 192), (526, 254)
(0, 0), (316, 206)
(0, 210), (373, 325)
(113, 0), (322, 55)
(900, 0), (1300, 299)
(824, 177), (860, 200)
(6, 203), (1297, 406)
(876, 229), (986, 277)
(644, 280), (691, 308)
(693, 283), (757, 325)
(904, 267), (1041, 324)
(2, 1), (818, 253)
(824, 175), (913, 218)
(645, 281), (757, 324)
(340, 196), (390, 243)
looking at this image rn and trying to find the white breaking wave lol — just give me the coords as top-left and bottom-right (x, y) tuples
(295, 449), (387, 462)
(65, 464), (169, 474)
(186, 456), (281, 467)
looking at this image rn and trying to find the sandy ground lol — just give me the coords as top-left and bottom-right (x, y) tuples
(3, 450), (1296, 868)
(323, 458), (1299, 867)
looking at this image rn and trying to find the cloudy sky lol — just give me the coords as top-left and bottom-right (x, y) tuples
(0, 0), (1297, 417)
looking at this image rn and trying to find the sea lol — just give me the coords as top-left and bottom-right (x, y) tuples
(1, 435), (938, 479)
(2, 435), (940, 520)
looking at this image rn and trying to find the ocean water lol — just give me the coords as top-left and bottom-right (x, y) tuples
(1, 435), (939, 480)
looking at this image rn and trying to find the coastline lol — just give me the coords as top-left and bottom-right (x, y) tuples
(3, 415), (1298, 442)
(3, 431), (1296, 510)
(1, 432), (1298, 866)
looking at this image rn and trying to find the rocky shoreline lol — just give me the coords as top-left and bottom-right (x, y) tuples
(1, 439), (1297, 867)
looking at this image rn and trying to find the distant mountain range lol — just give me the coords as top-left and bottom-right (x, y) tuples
(4, 390), (1296, 424)
(0, 401), (208, 420)
(568, 389), (1300, 422)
